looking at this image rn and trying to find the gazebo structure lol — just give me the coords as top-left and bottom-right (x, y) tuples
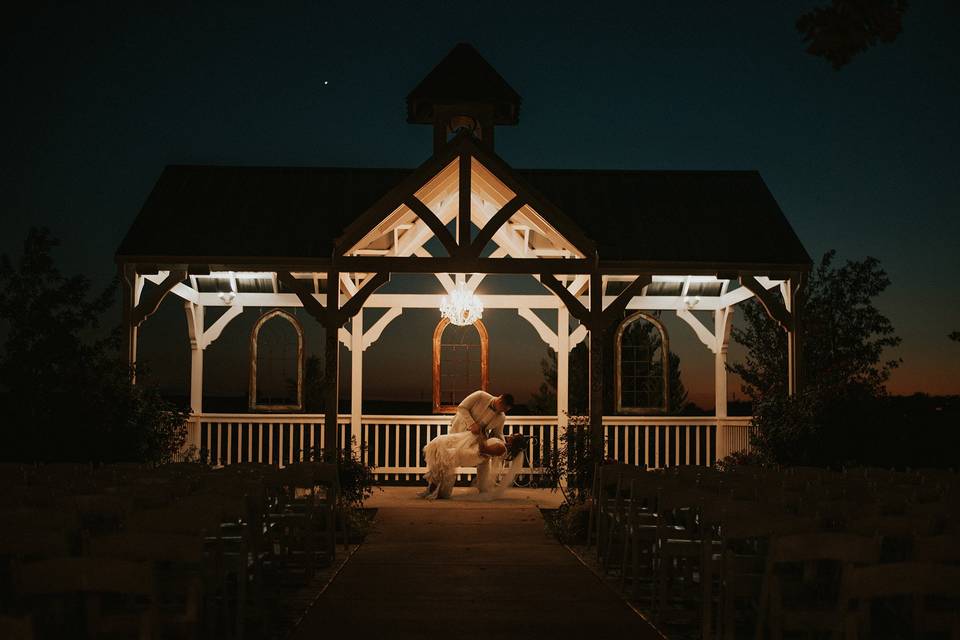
(116, 44), (811, 475)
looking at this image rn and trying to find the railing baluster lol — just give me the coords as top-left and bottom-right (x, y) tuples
(695, 425), (701, 466)
(268, 423), (274, 466)
(674, 425), (679, 466)
(655, 426), (660, 469)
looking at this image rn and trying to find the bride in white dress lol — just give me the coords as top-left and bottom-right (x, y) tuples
(421, 428), (528, 499)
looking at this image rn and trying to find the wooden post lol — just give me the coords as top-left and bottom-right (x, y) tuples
(714, 308), (729, 461)
(458, 153), (471, 249)
(588, 272), (604, 463)
(350, 308), (363, 462)
(557, 305), (570, 490)
(183, 303), (204, 416)
(325, 270), (341, 455)
(120, 264), (140, 382)
(556, 305), (570, 439)
(183, 302), (204, 456)
(785, 277), (801, 396)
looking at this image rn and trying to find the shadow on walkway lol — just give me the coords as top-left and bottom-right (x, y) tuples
(292, 488), (661, 639)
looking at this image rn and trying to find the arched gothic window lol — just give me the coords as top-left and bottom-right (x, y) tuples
(432, 318), (489, 413)
(615, 311), (670, 414)
(249, 309), (304, 411)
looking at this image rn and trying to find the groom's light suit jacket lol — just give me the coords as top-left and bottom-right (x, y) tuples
(450, 390), (505, 442)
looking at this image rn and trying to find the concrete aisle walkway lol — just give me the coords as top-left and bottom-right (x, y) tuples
(292, 487), (661, 640)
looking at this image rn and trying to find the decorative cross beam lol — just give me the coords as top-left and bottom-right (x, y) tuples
(539, 272), (652, 330)
(468, 195), (524, 259)
(276, 271), (390, 328)
(131, 269), (187, 327)
(739, 275), (793, 331)
(404, 196), (459, 257)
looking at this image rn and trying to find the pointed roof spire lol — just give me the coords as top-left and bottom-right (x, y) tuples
(407, 43), (521, 126)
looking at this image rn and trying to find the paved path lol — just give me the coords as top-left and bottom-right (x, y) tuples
(293, 488), (661, 639)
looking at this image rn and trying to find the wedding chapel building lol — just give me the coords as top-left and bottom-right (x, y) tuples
(116, 44), (811, 477)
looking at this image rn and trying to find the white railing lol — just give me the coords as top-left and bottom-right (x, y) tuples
(189, 414), (754, 479)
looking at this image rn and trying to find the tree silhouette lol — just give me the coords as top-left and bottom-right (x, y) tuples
(0, 228), (188, 463)
(730, 250), (902, 466)
(797, 0), (907, 69)
(731, 250), (901, 401)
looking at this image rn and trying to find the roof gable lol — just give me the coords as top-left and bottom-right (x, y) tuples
(335, 132), (597, 263)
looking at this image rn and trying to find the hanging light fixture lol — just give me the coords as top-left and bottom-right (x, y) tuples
(439, 282), (483, 326)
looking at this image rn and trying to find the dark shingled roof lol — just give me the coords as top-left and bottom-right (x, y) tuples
(407, 43), (521, 125)
(117, 165), (811, 271)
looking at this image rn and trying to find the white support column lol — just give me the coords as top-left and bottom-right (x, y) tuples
(714, 307), (733, 460)
(183, 302), (204, 454)
(350, 308), (363, 462)
(714, 308), (731, 419)
(557, 306), (570, 440)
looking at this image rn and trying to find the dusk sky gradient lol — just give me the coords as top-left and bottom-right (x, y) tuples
(2, 2), (958, 408)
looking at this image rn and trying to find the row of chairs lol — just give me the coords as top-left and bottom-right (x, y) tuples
(592, 463), (960, 639)
(0, 461), (348, 640)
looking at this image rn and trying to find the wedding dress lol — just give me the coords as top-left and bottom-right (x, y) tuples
(421, 431), (503, 499)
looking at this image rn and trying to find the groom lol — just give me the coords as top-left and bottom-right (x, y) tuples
(450, 389), (514, 490)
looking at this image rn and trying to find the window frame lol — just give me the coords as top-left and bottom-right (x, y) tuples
(432, 317), (489, 414)
(248, 308), (305, 412)
(614, 311), (670, 414)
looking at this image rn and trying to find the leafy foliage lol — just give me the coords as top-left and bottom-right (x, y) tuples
(730, 250), (901, 401)
(302, 437), (379, 509)
(0, 228), (189, 463)
(730, 250), (902, 467)
(540, 415), (604, 505)
(797, 0), (908, 69)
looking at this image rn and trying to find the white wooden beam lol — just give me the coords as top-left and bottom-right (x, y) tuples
(183, 302), (204, 416)
(557, 306), (570, 436)
(195, 291), (733, 311)
(362, 307), (403, 351)
(569, 324), (588, 351)
(517, 307), (559, 351)
(200, 304), (243, 350)
(143, 273), (199, 305)
(740, 275), (793, 331)
(719, 278), (784, 308)
(340, 273), (358, 296)
(567, 274), (589, 295)
(350, 309), (363, 460)
(676, 308), (720, 354)
(715, 306), (734, 418)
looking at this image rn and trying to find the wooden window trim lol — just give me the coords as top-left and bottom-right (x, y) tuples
(614, 311), (670, 415)
(432, 318), (489, 414)
(249, 308), (305, 412)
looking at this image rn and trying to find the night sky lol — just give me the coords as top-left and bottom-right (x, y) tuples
(2, 2), (958, 408)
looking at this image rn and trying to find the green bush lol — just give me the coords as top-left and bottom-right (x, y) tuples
(302, 436), (380, 509)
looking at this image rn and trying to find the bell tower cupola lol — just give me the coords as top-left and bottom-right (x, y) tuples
(406, 43), (521, 154)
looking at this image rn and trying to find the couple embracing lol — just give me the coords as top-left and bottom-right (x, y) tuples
(420, 389), (526, 499)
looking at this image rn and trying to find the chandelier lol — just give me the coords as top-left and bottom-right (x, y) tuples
(439, 282), (483, 326)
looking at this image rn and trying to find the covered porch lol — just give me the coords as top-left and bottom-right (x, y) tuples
(119, 134), (804, 479)
(116, 47), (809, 478)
